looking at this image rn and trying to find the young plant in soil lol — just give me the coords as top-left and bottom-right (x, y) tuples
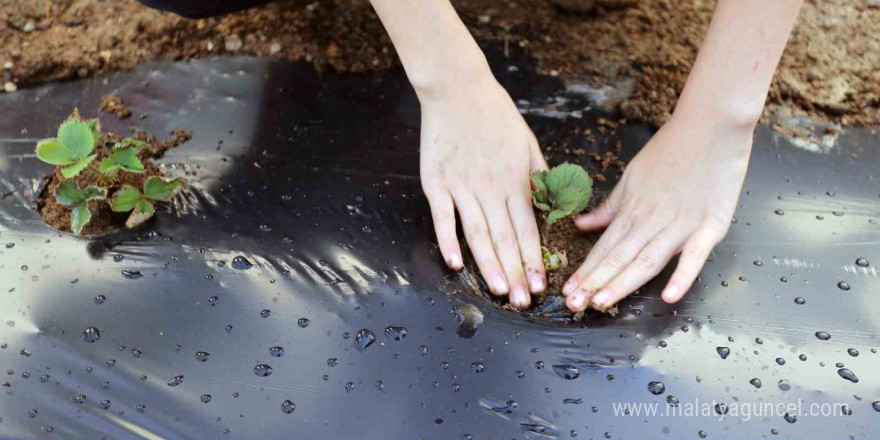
(530, 163), (593, 286)
(35, 110), (185, 235)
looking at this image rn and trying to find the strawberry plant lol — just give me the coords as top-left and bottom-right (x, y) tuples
(531, 163), (593, 272)
(35, 110), (185, 235)
(110, 176), (185, 228)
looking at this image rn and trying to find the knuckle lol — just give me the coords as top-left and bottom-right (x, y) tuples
(635, 251), (659, 271)
(492, 230), (516, 249)
(464, 221), (489, 241)
(604, 249), (627, 269)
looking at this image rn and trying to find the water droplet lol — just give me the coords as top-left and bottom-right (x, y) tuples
(260, 309), (271, 318)
(355, 329), (376, 352)
(872, 401), (880, 412)
(698, 431), (707, 439)
(200, 394), (211, 403)
(838, 368), (858, 383)
(666, 395), (679, 406)
(777, 379), (791, 391)
(297, 318), (310, 328)
(269, 346), (284, 357)
(384, 326), (407, 341)
(121, 270), (143, 280)
(848, 348), (859, 357)
(40, 374), (49, 383)
(750, 378), (762, 388)
(113, 254), (124, 262)
(94, 295), (106, 305)
(82, 327), (101, 343)
(783, 412), (796, 423)
(550, 365), (580, 380)
(815, 331), (831, 341)
(195, 351), (210, 362)
(418, 345), (428, 356)
(231, 256), (253, 270)
(136, 404), (146, 413)
(73, 395), (87, 404)
(327, 358), (338, 367)
(794, 297), (805, 305)
(753, 260), (763, 267)
(716, 347), (730, 359)
(856, 257), (870, 267)
(714, 403), (729, 415)
(100, 400), (111, 410)
(799, 354), (807, 361)
(225, 324), (234, 333)
(535, 361), (545, 369)
(131, 348), (142, 358)
(658, 341), (668, 347)
(775, 357), (785, 365)
(647, 381), (665, 395)
(259, 224), (272, 232)
(837, 281), (851, 291)
(281, 400), (296, 414)
(20, 348), (31, 357)
(254, 364), (273, 377)
(167, 375), (184, 387)
(774, 209), (784, 215)
(345, 382), (355, 393)
(471, 362), (485, 373)
(375, 380), (385, 390)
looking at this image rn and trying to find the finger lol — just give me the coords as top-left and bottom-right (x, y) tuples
(508, 193), (546, 294)
(577, 223), (661, 295)
(590, 230), (687, 312)
(574, 185), (623, 232)
(480, 196), (531, 309)
(661, 221), (727, 304)
(529, 137), (549, 172)
(453, 194), (509, 297)
(423, 184), (462, 270)
(562, 214), (633, 296)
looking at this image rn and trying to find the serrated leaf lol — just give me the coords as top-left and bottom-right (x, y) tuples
(547, 210), (568, 224)
(109, 185), (142, 212)
(57, 118), (96, 159)
(533, 201), (551, 212)
(545, 186), (589, 224)
(99, 147), (144, 175)
(35, 138), (76, 165)
(125, 198), (155, 228)
(83, 186), (108, 201)
(70, 203), (92, 235)
(119, 137), (147, 148)
(54, 181), (87, 207)
(60, 154), (97, 179)
(142, 176), (184, 202)
(546, 164), (592, 199)
(86, 119), (101, 146)
(530, 170), (550, 208)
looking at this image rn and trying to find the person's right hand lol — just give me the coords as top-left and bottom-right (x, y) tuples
(418, 77), (548, 309)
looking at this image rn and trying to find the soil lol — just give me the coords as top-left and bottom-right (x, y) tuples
(37, 127), (191, 235)
(1, 0), (878, 128)
(542, 218), (600, 297)
(100, 93), (132, 119)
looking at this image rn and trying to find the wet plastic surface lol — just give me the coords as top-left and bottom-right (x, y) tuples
(0, 52), (879, 439)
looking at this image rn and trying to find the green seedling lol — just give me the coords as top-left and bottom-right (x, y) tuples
(54, 181), (108, 234)
(542, 247), (568, 271)
(98, 139), (147, 175)
(109, 176), (184, 228)
(530, 163), (593, 224)
(35, 114), (101, 178)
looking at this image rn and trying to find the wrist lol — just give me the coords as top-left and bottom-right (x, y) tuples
(406, 47), (496, 103)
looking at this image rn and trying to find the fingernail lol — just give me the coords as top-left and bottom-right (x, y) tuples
(662, 285), (679, 302)
(591, 290), (610, 308)
(570, 293), (587, 310)
(510, 286), (528, 308)
(529, 275), (545, 292)
(492, 275), (509, 295)
(448, 252), (462, 269)
(562, 277), (578, 295)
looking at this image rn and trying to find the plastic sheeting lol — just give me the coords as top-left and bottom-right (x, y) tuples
(0, 52), (878, 439)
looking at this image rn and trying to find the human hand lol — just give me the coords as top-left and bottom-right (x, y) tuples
(562, 113), (753, 313)
(419, 78), (548, 309)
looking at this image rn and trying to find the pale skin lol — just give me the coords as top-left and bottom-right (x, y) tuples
(371, 0), (804, 312)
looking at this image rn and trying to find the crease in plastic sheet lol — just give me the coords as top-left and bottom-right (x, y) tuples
(0, 53), (878, 439)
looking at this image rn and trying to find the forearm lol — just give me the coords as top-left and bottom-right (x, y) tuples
(370, 0), (493, 99)
(674, 0), (803, 129)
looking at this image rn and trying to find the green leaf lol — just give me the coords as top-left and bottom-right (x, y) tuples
(57, 118), (96, 159)
(125, 198), (156, 228)
(54, 181), (87, 207)
(60, 154), (97, 179)
(83, 186), (108, 201)
(545, 186), (589, 224)
(35, 138), (76, 165)
(142, 176), (184, 202)
(545, 163), (592, 199)
(86, 119), (101, 146)
(70, 203), (92, 235)
(99, 147), (144, 175)
(119, 137), (147, 148)
(109, 185), (142, 212)
(534, 202), (551, 212)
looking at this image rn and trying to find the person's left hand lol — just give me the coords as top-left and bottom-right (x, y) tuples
(562, 113), (753, 313)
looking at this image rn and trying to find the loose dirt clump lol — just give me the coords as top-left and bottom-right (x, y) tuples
(100, 93), (132, 119)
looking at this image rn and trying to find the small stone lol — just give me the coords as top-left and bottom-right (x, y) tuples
(3, 82), (16, 93)
(269, 43), (282, 54)
(224, 34), (243, 52)
(23, 21), (35, 33)
(2, 61), (12, 70)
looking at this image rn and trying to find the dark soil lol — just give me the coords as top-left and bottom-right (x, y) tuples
(37, 127), (191, 235)
(542, 218), (600, 297)
(1, 0), (877, 128)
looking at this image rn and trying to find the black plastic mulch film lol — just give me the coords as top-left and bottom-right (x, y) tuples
(0, 52), (878, 439)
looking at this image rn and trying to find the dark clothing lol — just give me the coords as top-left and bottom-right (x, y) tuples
(138, 0), (273, 18)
